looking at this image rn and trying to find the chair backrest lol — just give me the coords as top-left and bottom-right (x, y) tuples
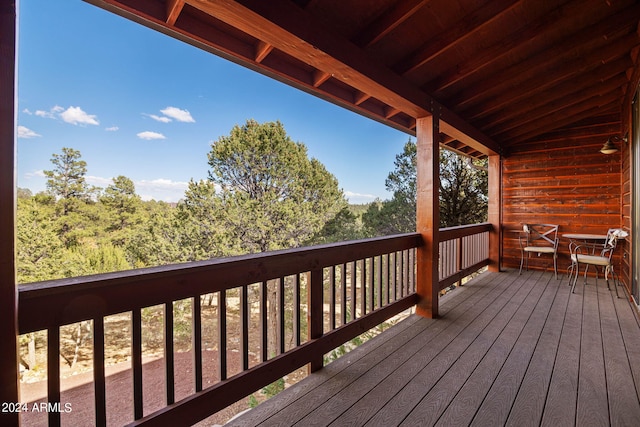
(604, 228), (629, 249)
(523, 224), (559, 248)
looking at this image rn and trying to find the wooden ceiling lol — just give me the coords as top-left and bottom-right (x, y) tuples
(88, 0), (640, 158)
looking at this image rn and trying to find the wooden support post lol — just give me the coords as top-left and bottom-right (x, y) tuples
(0, 2), (20, 426)
(416, 114), (440, 318)
(488, 154), (502, 272)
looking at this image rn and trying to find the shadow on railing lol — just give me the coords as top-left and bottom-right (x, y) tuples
(17, 224), (491, 426)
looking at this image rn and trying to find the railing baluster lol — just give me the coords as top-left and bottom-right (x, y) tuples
(260, 281), (268, 361)
(164, 302), (175, 405)
(279, 277), (285, 355)
(350, 261), (356, 321)
(240, 285), (249, 370)
(340, 264), (347, 326)
(330, 265), (336, 330)
(132, 309), (143, 419)
(47, 326), (61, 427)
(94, 317), (106, 427)
(368, 258), (374, 312)
(294, 274), (301, 346)
(218, 290), (227, 380)
(308, 268), (324, 372)
(361, 259), (366, 316)
(377, 255), (383, 309)
(193, 296), (203, 392)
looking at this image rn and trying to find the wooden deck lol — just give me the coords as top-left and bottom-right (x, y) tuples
(229, 269), (640, 427)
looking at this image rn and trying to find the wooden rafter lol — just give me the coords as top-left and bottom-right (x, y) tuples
(254, 40), (273, 63)
(353, 0), (427, 48)
(166, 0), (185, 25)
(393, 0), (522, 76)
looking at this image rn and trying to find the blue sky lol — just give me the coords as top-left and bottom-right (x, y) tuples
(16, 0), (410, 204)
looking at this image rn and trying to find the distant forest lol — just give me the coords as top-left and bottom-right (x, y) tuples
(17, 119), (488, 284)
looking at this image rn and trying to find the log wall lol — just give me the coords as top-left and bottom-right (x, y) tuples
(502, 119), (623, 280)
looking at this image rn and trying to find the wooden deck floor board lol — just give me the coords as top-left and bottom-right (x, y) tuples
(394, 271), (549, 427)
(321, 269), (519, 427)
(577, 279), (608, 426)
(364, 270), (540, 427)
(239, 268), (509, 427)
(505, 275), (572, 426)
(286, 268), (518, 426)
(433, 271), (551, 427)
(468, 272), (560, 426)
(229, 269), (640, 427)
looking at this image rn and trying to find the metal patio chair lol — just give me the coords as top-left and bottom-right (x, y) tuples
(569, 228), (628, 298)
(519, 223), (560, 279)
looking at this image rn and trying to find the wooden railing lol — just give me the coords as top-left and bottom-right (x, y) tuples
(438, 223), (492, 290)
(18, 233), (421, 427)
(17, 224), (491, 426)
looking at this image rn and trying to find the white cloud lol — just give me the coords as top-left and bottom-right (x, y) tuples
(85, 175), (113, 187)
(344, 190), (378, 204)
(25, 170), (46, 179)
(148, 114), (172, 123)
(105, 126), (119, 132)
(160, 106), (195, 123)
(137, 178), (189, 202)
(23, 108), (33, 115)
(35, 105), (63, 119)
(60, 106), (99, 126)
(137, 131), (166, 140)
(18, 126), (41, 139)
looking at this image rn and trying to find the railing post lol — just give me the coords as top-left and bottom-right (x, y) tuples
(0, 3), (20, 426)
(488, 154), (502, 272)
(308, 268), (324, 372)
(416, 114), (440, 318)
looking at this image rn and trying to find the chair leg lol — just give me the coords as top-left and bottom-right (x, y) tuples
(553, 255), (558, 280)
(571, 262), (579, 294)
(519, 252), (524, 275)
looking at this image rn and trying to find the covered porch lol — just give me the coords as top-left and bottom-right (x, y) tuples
(2, 1), (640, 426)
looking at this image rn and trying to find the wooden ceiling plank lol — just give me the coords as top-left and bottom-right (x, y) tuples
(468, 57), (632, 127)
(478, 57), (632, 128)
(184, 0), (499, 155)
(502, 92), (620, 143)
(452, 2), (640, 114)
(353, 0), (428, 48)
(254, 40), (273, 63)
(394, 0), (523, 76)
(490, 74), (628, 136)
(166, 0), (185, 25)
(458, 34), (638, 124)
(426, 0), (597, 94)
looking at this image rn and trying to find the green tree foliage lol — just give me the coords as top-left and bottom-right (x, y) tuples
(44, 147), (91, 214)
(363, 140), (488, 235)
(202, 119), (346, 253)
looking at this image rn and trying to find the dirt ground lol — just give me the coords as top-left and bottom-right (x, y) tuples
(18, 300), (283, 426)
(19, 349), (253, 426)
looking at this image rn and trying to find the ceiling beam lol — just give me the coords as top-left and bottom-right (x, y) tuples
(184, 0), (500, 155)
(166, 0), (185, 25)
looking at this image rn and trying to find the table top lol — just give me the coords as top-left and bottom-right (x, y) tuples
(562, 233), (607, 240)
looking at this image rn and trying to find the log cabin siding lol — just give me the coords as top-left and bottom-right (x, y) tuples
(502, 123), (623, 277)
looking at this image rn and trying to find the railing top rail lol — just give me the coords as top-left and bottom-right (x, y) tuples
(439, 222), (492, 241)
(18, 233), (421, 333)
